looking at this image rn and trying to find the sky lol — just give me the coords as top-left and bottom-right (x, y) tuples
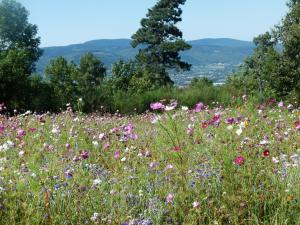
(18, 0), (288, 47)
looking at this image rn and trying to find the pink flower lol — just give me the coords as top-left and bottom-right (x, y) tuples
(278, 101), (284, 107)
(66, 143), (71, 149)
(0, 126), (4, 134)
(194, 102), (204, 112)
(103, 142), (110, 149)
(150, 102), (164, 110)
(166, 193), (174, 203)
(187, 127), (194, 136)
(114, 150), (120, 159)
(234, 156), (246, 166)
(17, 129), (26, 138)
(173, 146), (181, 152)
(295, 121), (300, 131)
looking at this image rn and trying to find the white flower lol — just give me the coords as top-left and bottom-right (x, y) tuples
(98, 133), (105, 140)
(121, 157), (126, 162)
(93, 179), (102, 186)
(192, 201), (200, 208)
(51, 126), (60, 134)
(227, 125), (233, 131)
(259, 139), (269, 145)
(165, 105), (175, 111)
(151, 115), (161, 124)
(272, 157), (280, 164)
(139, 189), (143, 197)
(90, 212), (99, 222)
(236, 128), (243, 136)
(18, 151), (25, 158)
(182, 106), (189, 111)
(92, 141), (99, 147)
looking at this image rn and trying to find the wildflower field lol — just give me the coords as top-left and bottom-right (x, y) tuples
(0, 100), (300, 225)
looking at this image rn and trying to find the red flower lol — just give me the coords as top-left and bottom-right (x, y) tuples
(234, 156), (245, 165)
(173, 146), (181, 152)
(202, 122), (208, 129)
(262, 149), (270, 157)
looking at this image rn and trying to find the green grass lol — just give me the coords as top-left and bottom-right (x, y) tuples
(0, 100), (299, 224)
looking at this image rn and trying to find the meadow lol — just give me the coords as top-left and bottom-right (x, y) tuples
(0, 99), (299, 225)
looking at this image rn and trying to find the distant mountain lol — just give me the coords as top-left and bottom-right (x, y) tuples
(37, 38), (255, 84)
(188, 38), (254, 47)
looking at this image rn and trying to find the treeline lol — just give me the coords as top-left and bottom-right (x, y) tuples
(0, 0), (299, 114)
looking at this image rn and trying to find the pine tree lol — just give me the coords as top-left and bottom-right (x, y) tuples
(131, 0), (191, 85)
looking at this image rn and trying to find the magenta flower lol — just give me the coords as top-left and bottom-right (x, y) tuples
(194, 102), (204, 112)
(150, 102), (164, 110)
(17, 129), (26, 138)
(278, 101), (284, 107)
(234, 156), (246, 166)
(103, 142), (110, 149)
(114, 150), (120, 159)
(124, 123), (134, 135)
(73, 155), (80, 162)
(66, 143), (71, 149)
(226, 117), (235, 124)
(0, 126), (4, 134)
(295, 121), (300, 131)
(80, 150), (89, 160)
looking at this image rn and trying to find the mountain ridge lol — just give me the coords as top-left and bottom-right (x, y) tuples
(37, 38), (255, 84)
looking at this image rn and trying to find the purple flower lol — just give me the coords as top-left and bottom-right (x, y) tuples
(166, 193), (174, 203)
(114, 150), (120, 159)
(226, 117), (235, 124)
(194, 102), (204, 112)
(80, 150), (89, 160)
(278, 101), (284, 107)
(17, 129), (26, 138)
(103, 142), (110, 149)
(150, 102), (164, 110)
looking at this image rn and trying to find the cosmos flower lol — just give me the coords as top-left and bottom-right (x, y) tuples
(262, 149), (270, 158)
(80, 150), (89, 160)
(192, 201), (200, 208)
(166, 193), (174, 203)
(236, 128), (243, 136)
(114, 150), (120, 159)
(150, 102), (164, 110)
(234, 156), (245, 165)
(103, 142), (110, 149)
(17, 129), (26, 138)
(202, 122), (208, 129)
(194, 102), (204, 112)
(278, 101), (284, 107)
(295, 121), (300, 131)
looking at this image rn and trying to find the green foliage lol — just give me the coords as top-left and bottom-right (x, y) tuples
(0, 0), (41, 110)
(131, 0), (191, 85)
(45, 57), (78, 109)
(45, 54), (107, 111)
(227, 0), (300, 101)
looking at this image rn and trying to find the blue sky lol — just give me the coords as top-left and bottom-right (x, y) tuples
(18, 0), (288, 47)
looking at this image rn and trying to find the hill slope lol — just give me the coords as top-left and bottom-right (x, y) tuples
(37, 38), (254, 84)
